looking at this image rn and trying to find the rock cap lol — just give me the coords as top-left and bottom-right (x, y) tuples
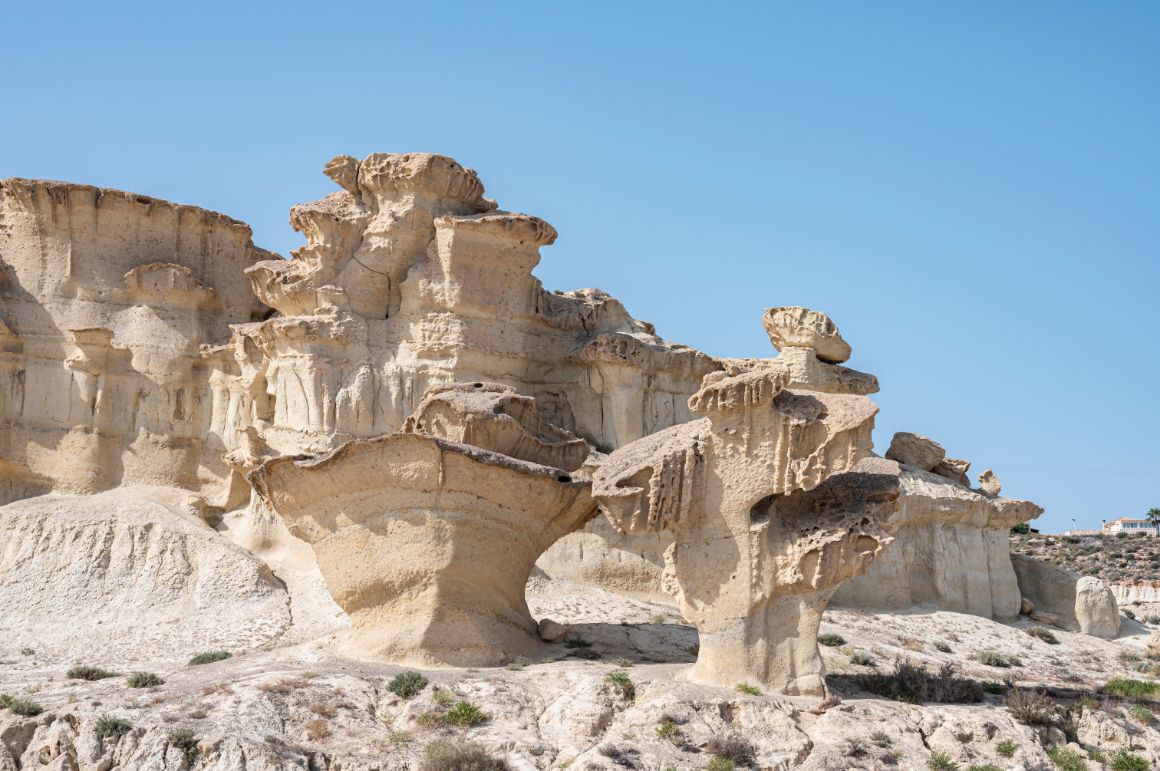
(763, 306), (852, 364)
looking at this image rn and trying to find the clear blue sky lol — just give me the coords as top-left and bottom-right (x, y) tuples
(4, 2), (1157, 533)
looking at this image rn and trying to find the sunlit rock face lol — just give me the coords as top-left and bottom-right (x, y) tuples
(250, 382), (596, 667)
(592, 311), (902, 697)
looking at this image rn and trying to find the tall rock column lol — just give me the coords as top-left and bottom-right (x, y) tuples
(593, 309), (900, 697)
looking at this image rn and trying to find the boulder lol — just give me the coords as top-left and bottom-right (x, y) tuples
(1021, 596), (1035, 615)
(1011, 554), (1120, 638)
(885, 432), (946, 471)
(933, 457), (972, 487)
(978, 468), (1002, 497)
(1075, 576), (1121, 639)
(537, 618), (568, 642)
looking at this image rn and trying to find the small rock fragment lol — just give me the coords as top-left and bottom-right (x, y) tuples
(978, 468), (1001, 497)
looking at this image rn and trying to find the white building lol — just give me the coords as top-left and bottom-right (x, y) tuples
(1103, 517), (1158, 534)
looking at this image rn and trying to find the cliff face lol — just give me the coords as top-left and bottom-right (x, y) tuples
(0, 179), (272, 507)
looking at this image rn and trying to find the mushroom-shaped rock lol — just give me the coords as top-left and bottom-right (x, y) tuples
(250, 385), (596, 666)
(592, 329), (900, 698)
(885, 432), (946, 471)
(763, 306), (852, 364)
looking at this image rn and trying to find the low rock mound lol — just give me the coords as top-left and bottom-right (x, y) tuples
(0, 487), (291, 665)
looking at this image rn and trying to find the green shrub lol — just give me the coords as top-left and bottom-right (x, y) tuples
(928, 751), (958, 770)
(706, 759), (735, 771)
(1109, 749), (1149, 771)
(94, 714), (132, 739)
(977, 650), (1020, 668)
(966, 765), (999, 771)
(604, 670), (635, 700)
(443, 701), (489, 726)
(734, 682), (761, 696)
(982, 681), (1005, 695)
(1024, 627), (1059, 645)
(1128, 703), (1154, 724)
(67, 665), (118, 681)
(127, 672), (164, 688)
(995, 739), (1016, 757)
(0, 693), (43, 716)
(1124, 609), (1137, 621)
(1005, 689), (1057, 726)
(1103, 678), (1160, 700)
(504, 656), (530, 671)
(387, 670), (428, 699)
(1011, 523), (1030, 535)
(817, 633), (845, 647)
(656, 719), (683, 743)
(1046, 746), (1087, 771)
(188, 651), (231, 666)
(419, 739), (506, 771)
(857, 661), (983, 704)
(167, 728), (199, 766)
(934, 641), (952, 653)
(850, 650), (875, 667)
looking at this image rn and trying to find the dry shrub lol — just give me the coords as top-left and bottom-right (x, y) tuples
(857, 661), (984, 704)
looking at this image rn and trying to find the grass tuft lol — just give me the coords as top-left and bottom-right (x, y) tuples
(94, 714), (132, 739)
(67, 665), (118, 681)
(127, 672), (164, 688)
(817, 633), (845, 647)
(419, 739), (507, 771)
(857, 661), (983, 704)
(188, 651), (231, 666)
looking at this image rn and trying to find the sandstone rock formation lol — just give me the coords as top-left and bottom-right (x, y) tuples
(833, 465), (1042, 619)
(591, 310), (901, 696)
(1011, 554), (1121, 638)
(885, 431), (946, 471)
(0, 179), (271, 509)
(0, 486), (290, 664)
(250, 382), (596, 666)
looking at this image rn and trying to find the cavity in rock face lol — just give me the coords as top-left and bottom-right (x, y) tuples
(592, 309), (901, 698)
(249, 382), (596, 666)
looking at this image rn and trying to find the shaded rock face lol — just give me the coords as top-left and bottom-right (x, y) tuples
(592, 313), (901, 697)
(250, 384), (596, 666)
(1011, 554), (1121, 638)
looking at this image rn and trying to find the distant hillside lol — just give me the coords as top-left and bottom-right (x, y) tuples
(1011, 530), (1160, 588)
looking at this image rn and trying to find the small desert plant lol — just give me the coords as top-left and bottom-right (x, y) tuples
(167, 728), (199, 766)
(734, 682), (761, 695)
(19, 647), (34, 656)
(67, 665), (118, 681)
(928, 752), (958, 770)
(94, 714), (132, 739)
(817, 633), (845, 647)
(966, 765), (999, 771)
(1108, 749), (1149, 771)
(1024, 627), (1060, 644)
(443, 700), (489, 726)
(563, 636), (592, 649)
(604, 669), (635, 700)
(656, 718), (683, 743)
(0, 694), (44, 716)
(504, 656), (530, 671)
(977, 650), (1020, 668)
(995, 739), (1017, 758)
(705, 734), (756, 768)
(1128, 703), (1154, 724)
(1124, 609), (1137, 621)
(850, 650), (876, 667)
(707, 759), (735, 771)
(857, 661), (983, 704)
(419, 739), (507, 771)
(981, 680), (1005, 695)
(127, 672), (164, 688)
(934, 641), (952, 653)
(1005, 689), (1057, 726)
(431, 688), (454, 706)
(1103, 677), (1160, 700)
(387, 670), (428, 699)
(1046, 746), (1087, 771)
(902, 639), (925, 652)
(305, 718), (328, 740)
(188, 651), (231, 666)
(869, 730), (892, 747)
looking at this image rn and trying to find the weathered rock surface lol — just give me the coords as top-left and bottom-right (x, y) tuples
(250, 384), (596, 666)
(885, 431), (946, 471)
(1011, 554), (1121, 638)
(832, 467), (1042, 619)
(762, 306), (852, 364)
(593, 312), (900, 696)
(0, 487), (291, 664)
(978, 467), (1002, 496)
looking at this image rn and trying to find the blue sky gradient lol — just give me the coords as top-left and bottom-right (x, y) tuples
(4, 1), (1157, 532)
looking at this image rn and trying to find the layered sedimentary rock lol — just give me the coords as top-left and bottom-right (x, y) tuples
(833, 432), (1042, 620)
(0, 179), (272, 508)
(250, 382), (596, 666)
(0, 486), (290, 663)
(592, 310), (901, 696)
(1011, 554), (1121, 638)
(223, 153), (718, 465)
